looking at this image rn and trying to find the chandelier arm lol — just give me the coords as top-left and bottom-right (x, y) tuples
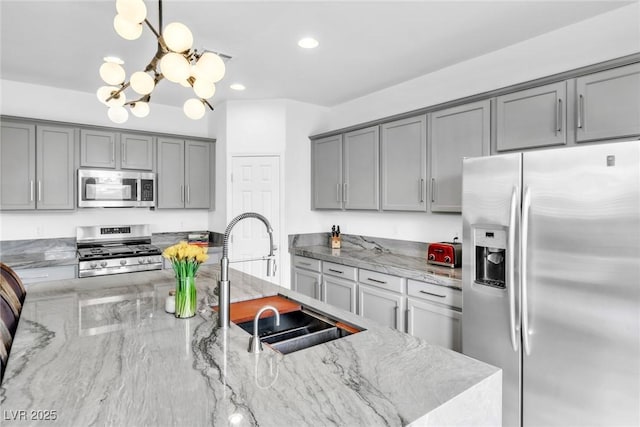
(144, 18), (160, 39)
(105, 82), (131, 102)
(203, 99), (214, 111)
(158, 0), (163, 35)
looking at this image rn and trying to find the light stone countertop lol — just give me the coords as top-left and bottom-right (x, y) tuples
(0, 265), (500, 426)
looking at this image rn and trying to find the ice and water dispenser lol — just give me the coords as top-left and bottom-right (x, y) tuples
(474, 226), (507, 289)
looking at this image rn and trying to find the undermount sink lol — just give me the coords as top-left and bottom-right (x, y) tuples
(234, 306), (362, 355)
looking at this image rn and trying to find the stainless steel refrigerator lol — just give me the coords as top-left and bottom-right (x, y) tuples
(462, 140), (639, 427)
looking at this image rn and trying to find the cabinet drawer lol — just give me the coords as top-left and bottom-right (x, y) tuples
(407, 279), (462, 309)
(16, 265), (77, 285)
(323, 261), (357, 281)
(358, 269), (404, 293)
(292, 255), (321, 272)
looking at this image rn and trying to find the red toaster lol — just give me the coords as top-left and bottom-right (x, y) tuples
(427, 242), (462, 268)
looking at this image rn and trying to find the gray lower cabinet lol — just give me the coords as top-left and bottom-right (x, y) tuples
(322, 261), (357, 313)
(407, 297), (462, 352)
(496, 81), (567, 152)
(575, 63), (640, 142)
(343, 126), (379, 210)
(292, 267), (322, 300)
(429, 100), (490, 212)
(157, 138), (212, 209)
(381, 115), (427, 211)
(0, 121), (75, 210)
(358, 283), (405, 331)
(81, 129), (153, 170)
(311, 134), (342, 209)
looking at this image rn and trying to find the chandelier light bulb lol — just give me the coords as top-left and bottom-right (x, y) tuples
(193, 79), (216, 99)
(108, 106), (129, 123)
(99, 61), (126, 85)
(116, 0), (147, 24)
(113, 14), (143, 40)
(160, 52), (191, 83)
(195, 52), (226, 83)
(96, 86), (118, 105)
(184, 98), (205, 120)
(130, 102), (150, 118)
(130, 71), (155, 95)
(163, 22), (193, 53)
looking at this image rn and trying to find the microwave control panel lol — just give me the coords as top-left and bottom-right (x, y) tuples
(140, 179), (154, 201)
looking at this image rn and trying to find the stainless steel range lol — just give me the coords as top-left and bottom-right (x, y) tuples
(77, 225), (163, 278)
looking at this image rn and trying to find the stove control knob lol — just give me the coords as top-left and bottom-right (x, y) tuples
(120, 259), (127, 266)
(138, 258), (145, 264)
(90, 262), (98, 269)
(100, 261), (107, 268)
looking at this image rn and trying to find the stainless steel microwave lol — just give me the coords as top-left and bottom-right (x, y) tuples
(78, 169), (155, 208)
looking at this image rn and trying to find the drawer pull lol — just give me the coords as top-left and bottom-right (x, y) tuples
(367, 277), (387, 284)
(298, 261), (311, 266)
(419, 290), (446, 298)
(328, 269), (344, 274)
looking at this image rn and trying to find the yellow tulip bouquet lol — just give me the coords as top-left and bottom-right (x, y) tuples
(162, 241), (209, 318)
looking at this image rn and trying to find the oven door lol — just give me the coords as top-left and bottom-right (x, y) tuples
(78, 169), (155, 207)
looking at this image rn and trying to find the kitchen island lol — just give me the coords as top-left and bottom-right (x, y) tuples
(0, 266), (500, 426)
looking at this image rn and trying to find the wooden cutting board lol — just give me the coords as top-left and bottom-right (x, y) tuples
(213, 295), (302, 324)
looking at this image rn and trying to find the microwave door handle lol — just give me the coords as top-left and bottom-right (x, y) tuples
(507, 186), (519, 353)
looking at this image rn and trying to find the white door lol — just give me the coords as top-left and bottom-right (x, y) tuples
(230, 156), (280, 284)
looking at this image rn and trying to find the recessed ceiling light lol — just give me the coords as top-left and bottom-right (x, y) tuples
(103, 56), (124, 65)
(230, 83), (246, 91)
(298, 37), (319, 49)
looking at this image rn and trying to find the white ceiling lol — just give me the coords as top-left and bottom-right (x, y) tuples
(0, 1), (634, 109)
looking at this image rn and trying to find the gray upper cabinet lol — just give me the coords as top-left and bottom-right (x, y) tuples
(381, 115), (427, 211)
(81, 129), (153, 170)
(343, 126), (379, 210)
(36, 125), (76, 210)
(312, 135), (343, 209)
(0, 120), (75, 210)
(496, 81), (567, 152)
(575, 63), (640, 142)
(1, 121), (36, 209)
(157, 137), (212, 209)
(120, 133), (154, 170)
(430, 100), (490, 212)
(80, 129), (117, 168)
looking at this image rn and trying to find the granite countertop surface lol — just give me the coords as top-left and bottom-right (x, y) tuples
(290, 245), (462, 288)
(0, 265), (499, 426)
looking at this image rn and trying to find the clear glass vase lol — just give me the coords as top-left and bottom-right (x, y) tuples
(175, 276), (197, 318)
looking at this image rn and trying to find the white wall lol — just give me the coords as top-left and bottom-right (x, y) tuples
(0, 79), (220, 240)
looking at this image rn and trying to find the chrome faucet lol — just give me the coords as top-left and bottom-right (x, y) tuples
(248, 305), (280, 353)
(218, 212), (277, 329)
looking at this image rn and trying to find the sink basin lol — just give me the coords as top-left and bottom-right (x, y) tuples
(234, 306), (362, 355)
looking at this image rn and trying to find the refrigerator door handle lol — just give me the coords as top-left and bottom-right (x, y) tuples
(507, 186), (519, 352)
(521, 186), (532, 356)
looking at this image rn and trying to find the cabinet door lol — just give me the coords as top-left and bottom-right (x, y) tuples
(407, 297), (462, 352)
(322, 275), (356, 313)
(343, 126), (379, 210)
(576, 63), (640, 142)
(358, 283), (404, 331)
(496, 81), (567, 152)
(36, 125), (76, 210)
(120, 133), (153, 170)
(292, 268), (321, 300)
(184, 140), (211, 209)
(0, 121), (36, 210)
(381, 115), (427, 211)
(80, 129), (118, 168)
(430, 100), (490, 212)
(312, 135), (343, 209)
(157, 138), (185, 208)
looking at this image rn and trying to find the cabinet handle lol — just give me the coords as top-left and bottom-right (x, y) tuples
(29, 180), (34, 202)
(343, 183), (348, 203)
(121, 142), (126, 164)
(556, 98), (563, 133)
(336, 183), (341, 203)
(431, 178), (436, 203)
(367, 277), (387, 284)
(111, 141), (115, 162)
(419, 290), (446, 298)
(180, 185), (184, 202)
(298, 261), (311, 266)
(419, 178), (424, 203)
(577, 94), (584, 129)
(394, 305), (398, 329)
(328, 268), (344, 274)
(187, 186), (190, 204)
(37, 180), (42, 202)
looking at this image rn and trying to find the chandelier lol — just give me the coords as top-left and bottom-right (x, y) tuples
(97, 0), (229, 123)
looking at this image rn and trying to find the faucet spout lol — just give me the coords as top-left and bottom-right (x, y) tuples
(248, 305), (280, 353)
(218, 212), (277, 329)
